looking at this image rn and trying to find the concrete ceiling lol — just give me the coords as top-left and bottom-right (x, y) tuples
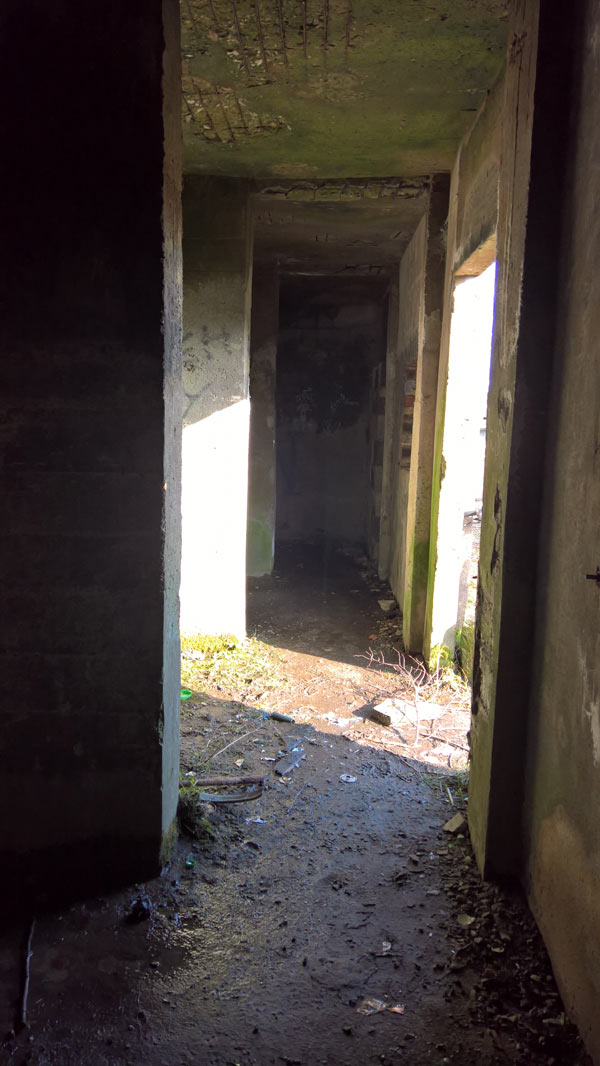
(253, 177), (431, 273)
(181, 0), (508, 180)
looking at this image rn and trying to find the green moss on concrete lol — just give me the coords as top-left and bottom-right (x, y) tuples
(247, 517), (274, 577)
(424, 378), (450, 654)
(429, 642), (455, 674)
(160, 817), (179, 863)
(182, 0), (508, 178)
(457, 621), (475, 681)
(404, 538), (431, 651)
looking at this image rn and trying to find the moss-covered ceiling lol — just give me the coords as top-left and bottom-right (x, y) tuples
(181, 0), (508, 179)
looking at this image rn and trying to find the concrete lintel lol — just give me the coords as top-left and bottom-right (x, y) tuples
(254, 177), (431, 203)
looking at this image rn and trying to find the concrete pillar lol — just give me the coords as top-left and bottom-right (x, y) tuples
(0, 0), (182, 906)
(402, 178), (449, 653)
(378, 281), (399, 580)
(468, 0), (577, 877)
(247, 265), (279, 577)
(181, 178), (253, 639)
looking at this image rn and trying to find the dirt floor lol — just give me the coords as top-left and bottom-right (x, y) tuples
(0, 541), (591, 1066)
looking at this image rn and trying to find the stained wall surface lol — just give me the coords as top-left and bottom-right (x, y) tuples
(523, 1), (600, 1059)
(425, 74), (502, 661)
(457, 1), (600, 1057)
(387, 219), (427, 608)
(0, 0), (182, 904)
(389, 181), (447, 653)
(247, 266), (279, 577)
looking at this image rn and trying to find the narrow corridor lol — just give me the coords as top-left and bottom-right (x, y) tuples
(1, 544), (589, 1066)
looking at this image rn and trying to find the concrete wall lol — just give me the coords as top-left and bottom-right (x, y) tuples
(468, 0), (577, 880)
(411, 2), (600, 1056)
(425, 75), (502, 662)
(276, 279), (385, 547)
(522, 2), (600, 1059)
(180, 178), (253, 638)
(366, 359), (386, 565)
(387, 223), (426, 608)
(0, 0), (182, 906)
(391, 180), (448, 653)
(247, 265), (279, 577)
(378, 282), (399, 579)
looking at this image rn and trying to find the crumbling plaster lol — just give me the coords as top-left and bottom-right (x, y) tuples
(181, 0), (508, 178)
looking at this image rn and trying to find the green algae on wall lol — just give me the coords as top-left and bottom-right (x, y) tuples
(181, 0), (508, 179)
(247, 517), (274, 577)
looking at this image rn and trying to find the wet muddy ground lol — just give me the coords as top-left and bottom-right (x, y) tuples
(0, 542), (591, 1066)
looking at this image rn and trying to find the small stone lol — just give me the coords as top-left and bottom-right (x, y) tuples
(378, 599), (397, 615)
(443, 813), (466, 834)
(370, 708), (391, 727)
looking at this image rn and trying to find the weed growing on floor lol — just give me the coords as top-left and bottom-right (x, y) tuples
(359, 646), (471, 712)
(180, 633), (289, 696)
(429, 643), (473, 697)
(178, 773), (217, 841)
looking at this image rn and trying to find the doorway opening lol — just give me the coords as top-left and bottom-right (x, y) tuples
(430, 244), (497, 677)
(274, 275), (388, 571)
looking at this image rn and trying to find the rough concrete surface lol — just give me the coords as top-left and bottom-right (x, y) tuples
(247, 265), (279, 577)
(469, 0), (578, 881)
(523, 2), (600, 1058)
(401, 180), (448, 655)
(0, 0), (182, 905)
(468, 0), (542, 875)
(424, 66), (502, 665)
(386, 225), (424, 611)
(181, 0), (508, 178)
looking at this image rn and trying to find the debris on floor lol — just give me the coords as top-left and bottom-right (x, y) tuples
(443, 812), (467, 834)
(0, 542), (590, 1066)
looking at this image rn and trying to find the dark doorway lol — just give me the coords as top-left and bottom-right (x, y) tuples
(275, 276), (388, 564)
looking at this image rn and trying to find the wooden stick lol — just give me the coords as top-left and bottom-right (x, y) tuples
(195, 775), (264, 788)
(429, 735), (469, 752)
(19, 918), (35, 1031)
(204, 724), (265, 765)
(287, 784), (306, 813)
